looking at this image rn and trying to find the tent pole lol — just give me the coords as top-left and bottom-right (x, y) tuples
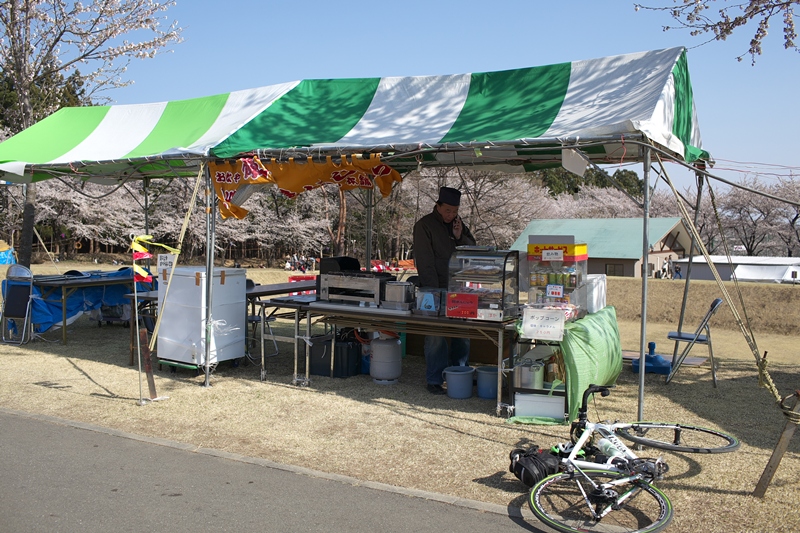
(143, 178), (151, 272)
(671, 166), (705, 364)
(203, 165), (215, 388)
(365, 185), (373, 268)
(143, 178), (150, 235)
(637, 148), (651, 420)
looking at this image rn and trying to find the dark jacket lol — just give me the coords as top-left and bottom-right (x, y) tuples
(413, 207), (476, 288)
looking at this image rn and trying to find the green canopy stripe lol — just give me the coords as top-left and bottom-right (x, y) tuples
(213, 78), (381, 157)
(191, 81), (299, 154)
(51, 102), (169, 163)
(332, 74), (471, 146)
(0, 106), (110, 164)
(440, 63), (571, 143)
(126, 93), (230, 158)
(671, 50), (709, 162)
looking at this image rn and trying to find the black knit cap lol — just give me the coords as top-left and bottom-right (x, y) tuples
(437, 186), (461, 206)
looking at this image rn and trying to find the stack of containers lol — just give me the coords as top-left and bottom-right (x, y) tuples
(525, 235), (588, 320)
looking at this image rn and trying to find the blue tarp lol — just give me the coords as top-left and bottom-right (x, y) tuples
(2, 268), (153, 333)
(0, 248), (15, 264)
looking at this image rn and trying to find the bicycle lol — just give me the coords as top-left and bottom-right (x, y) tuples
(527, 384), (740, 533)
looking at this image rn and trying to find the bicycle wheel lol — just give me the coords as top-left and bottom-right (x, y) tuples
(529, 470), (673, 533)
(615, 422), (740, 454)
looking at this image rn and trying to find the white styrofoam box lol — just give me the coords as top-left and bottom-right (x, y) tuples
(585, 274), (607, 313)
(157, 267), (246, 365)
(514, 392), (566, 419)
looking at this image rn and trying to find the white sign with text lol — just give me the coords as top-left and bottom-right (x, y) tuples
(521, 306), (565, 341)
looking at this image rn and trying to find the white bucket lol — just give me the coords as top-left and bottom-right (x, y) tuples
(370, 338), (402, 384)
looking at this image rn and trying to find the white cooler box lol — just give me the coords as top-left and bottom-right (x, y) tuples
(157, 267), (246, 366)
(514, 392), (566, 419)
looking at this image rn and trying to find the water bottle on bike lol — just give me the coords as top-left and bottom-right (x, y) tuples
(597, 437), (623, 458)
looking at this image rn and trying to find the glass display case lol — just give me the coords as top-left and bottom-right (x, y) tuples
(446, 247), (519, 321)
(526, 242), (588, 321)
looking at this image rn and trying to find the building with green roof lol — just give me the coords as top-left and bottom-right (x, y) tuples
(511, 218), (693, 279)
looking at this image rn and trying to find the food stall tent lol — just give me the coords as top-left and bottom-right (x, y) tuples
(0, 47), (711, 412)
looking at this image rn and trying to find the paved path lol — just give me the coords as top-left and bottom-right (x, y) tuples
(0, 409), (547, 533)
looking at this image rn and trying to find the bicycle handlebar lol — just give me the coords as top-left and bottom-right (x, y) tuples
(577, 384), (611, 420)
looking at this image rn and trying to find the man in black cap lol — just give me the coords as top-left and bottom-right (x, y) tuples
(413, 186), (476, 394)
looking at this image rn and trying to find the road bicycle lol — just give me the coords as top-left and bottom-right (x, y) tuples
(527, 384), (740, 533)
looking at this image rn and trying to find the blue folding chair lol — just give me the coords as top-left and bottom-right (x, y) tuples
(665, 298), (724, 387)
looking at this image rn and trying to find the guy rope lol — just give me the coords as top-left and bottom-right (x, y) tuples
(653, 150), (798, 497)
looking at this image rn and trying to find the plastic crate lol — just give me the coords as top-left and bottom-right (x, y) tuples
(309, 338), (360, 378)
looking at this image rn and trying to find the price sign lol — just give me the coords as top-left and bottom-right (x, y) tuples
(521, 307), (565, 341)
(157, 254), (177, 280)
(542, 249), (563, 261)
(545, 284), (564, 298)
(445, 292), (479, 318)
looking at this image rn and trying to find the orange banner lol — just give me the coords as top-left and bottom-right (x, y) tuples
(209, 155), (402, 219)
(210, 158), (274, 219)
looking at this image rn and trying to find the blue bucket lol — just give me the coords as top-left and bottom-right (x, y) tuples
(443, 366), (475, 399)
(475, 366), (499, 399)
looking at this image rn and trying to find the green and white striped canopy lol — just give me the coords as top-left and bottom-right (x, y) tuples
(0, 47), (708, 183)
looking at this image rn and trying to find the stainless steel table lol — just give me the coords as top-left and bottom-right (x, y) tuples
(255, 296), (319, 384)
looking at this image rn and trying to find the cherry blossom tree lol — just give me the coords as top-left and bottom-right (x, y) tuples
(771, 176), (800, 255)
(718, 176), (784, 255)
(0, 1), (182, 266)
(636, 1), (799, 63)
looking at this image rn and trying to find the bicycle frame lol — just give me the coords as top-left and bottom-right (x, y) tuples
(567, 422), (658, 512)
(528, 384), (736, 532)
(566, 419), (644, 471)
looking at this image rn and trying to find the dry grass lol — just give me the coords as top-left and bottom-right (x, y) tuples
(1, 262), (798, 532)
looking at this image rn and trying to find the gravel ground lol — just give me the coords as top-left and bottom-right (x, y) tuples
(1, 262), (797, 532)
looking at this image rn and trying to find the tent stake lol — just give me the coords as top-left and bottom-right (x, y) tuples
(753, 393), (799, 498)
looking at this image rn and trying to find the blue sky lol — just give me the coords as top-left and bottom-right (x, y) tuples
(111, 0), (800, 191)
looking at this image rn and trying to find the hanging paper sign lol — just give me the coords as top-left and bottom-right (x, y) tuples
(157, 254), (177, 282)
(546, 284), (564, 298)
(158, 254), (177, 270)
(521, 307), (565, 341)
(542, 249), (564, 261)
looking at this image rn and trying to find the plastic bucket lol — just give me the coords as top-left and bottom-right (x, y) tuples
(443, 366), (475, 399)
(475, 366), (499, 399)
